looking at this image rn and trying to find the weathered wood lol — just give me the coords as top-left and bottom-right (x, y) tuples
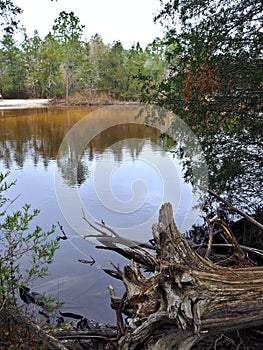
(113, 203), (263, 349)
(83, 202), (263, 349)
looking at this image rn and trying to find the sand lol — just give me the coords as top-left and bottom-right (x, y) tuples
(0, 99), (52, 109)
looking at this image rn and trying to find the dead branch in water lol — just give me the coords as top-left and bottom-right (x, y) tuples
(205, 187), (263, 231)
(55, 203), (263, 349)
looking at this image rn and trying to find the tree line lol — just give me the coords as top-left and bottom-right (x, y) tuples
(0, 0), (263, 124)
(0, 0), (262, 121)
(0, 11), (166, 103)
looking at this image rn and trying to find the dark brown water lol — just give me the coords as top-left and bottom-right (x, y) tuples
(0, 105), (204, 323)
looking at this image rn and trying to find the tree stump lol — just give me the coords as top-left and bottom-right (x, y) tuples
(114, 203), (263, 350)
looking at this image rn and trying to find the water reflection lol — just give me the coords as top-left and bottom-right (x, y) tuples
(200, 124), (263, 214)
(55, 105), (206, 238)
(0, 105), (203, 323)
(0, 106), (100, 169)
(0, 105), (261, 323)
(58, 123), (162, 188)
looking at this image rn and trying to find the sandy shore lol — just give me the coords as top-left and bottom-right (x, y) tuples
(0, 99), (52, 109)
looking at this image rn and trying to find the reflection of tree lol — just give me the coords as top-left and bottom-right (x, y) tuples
(2, 106), (260, 217)
(0, 108), (164, 187)
(143, 106), (263, 215)
(56, 147), (87, 187)
(57, 123), (163, 187)
(166, 122), (263, 215)
(77, 160), (89, 186)
(89, 123), (161, 163)
(201, 124), (263, 214)
(0, 107), (98, 169)
(0, 109), (64, 169)
(141, 105), (209, 211)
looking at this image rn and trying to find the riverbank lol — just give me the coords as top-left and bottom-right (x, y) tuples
(0, 98), (140, 109)
(0, 99), (52, 109)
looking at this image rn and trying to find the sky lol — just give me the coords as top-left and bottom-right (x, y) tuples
(13, 0), (164, 48)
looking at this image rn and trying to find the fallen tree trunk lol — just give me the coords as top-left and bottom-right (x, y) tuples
(82, 202), (263, 349)
(113, 203), (263, 349)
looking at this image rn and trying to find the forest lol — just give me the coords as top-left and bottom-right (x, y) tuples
(0, 10), (166, 103)
(0, 0), (262, 127)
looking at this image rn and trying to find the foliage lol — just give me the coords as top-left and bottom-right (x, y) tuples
(0, 172), (59, 307)
(144, 0), (263, 128)
(0, 13), (167, 102)
(52, 11), (85, 43)
(22, 31), (63, 98)
(139, 0), (263, 215)
(0, 0), (57, 34)
(52, 11), (86, 104)
(0, 0), (22, 33)
(200, 123), (263, 214)
(0, 34), (26, 98)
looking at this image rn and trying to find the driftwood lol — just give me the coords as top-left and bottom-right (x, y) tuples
(80, 202), (263, 349)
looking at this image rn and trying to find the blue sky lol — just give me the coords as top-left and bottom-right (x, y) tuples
(13, 0), (164, 48)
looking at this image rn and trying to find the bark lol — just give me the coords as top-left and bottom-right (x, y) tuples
(108, 203), (263, 349)
(81, 203), (263, 349)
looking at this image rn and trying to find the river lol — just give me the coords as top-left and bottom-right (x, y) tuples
(0, 104), (210, 323)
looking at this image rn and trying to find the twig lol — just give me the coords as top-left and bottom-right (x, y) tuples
(97, 246), (157, 271)
(110, 261), (123, 275)
(57, 222), (68, 240)
(103, 268), (123, 281)
(108, 285), (124, 335)
(78, 256), (95, 266)
(205, 216), (218, 259)
(82, 209), (155, 250)
(205, 187), (263, 231)
(194, 243), (263, 260)
(55, 334), (116, 341)
(203, 214), (246, 262)
(95, 221), (120, 237)
(82, 209), (108, 236)
(215, 217), (245, 257)
(5, 194), (21, 210)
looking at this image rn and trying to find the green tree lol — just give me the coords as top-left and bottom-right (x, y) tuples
(96, 40), (126, 99)
(148, 0), (263, 128)
(0, 34), (26, 98)
(86, 34), (108, 97)
(39, 32), (63, 98)
(139, 38), (168, 102)
(71, 39), (90, 94)
(91, 39), (167, 101)
(122, 42), (148, 100)
(22, 31), (43, 98)
(22, 31), (63, 98)
(52, 11), (85, 104)
(140, 0), (263, 218)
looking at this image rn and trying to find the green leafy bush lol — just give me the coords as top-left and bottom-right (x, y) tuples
(0, 172), (59, 307)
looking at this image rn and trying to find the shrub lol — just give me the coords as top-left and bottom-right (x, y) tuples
(0, 172), (59, 307)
